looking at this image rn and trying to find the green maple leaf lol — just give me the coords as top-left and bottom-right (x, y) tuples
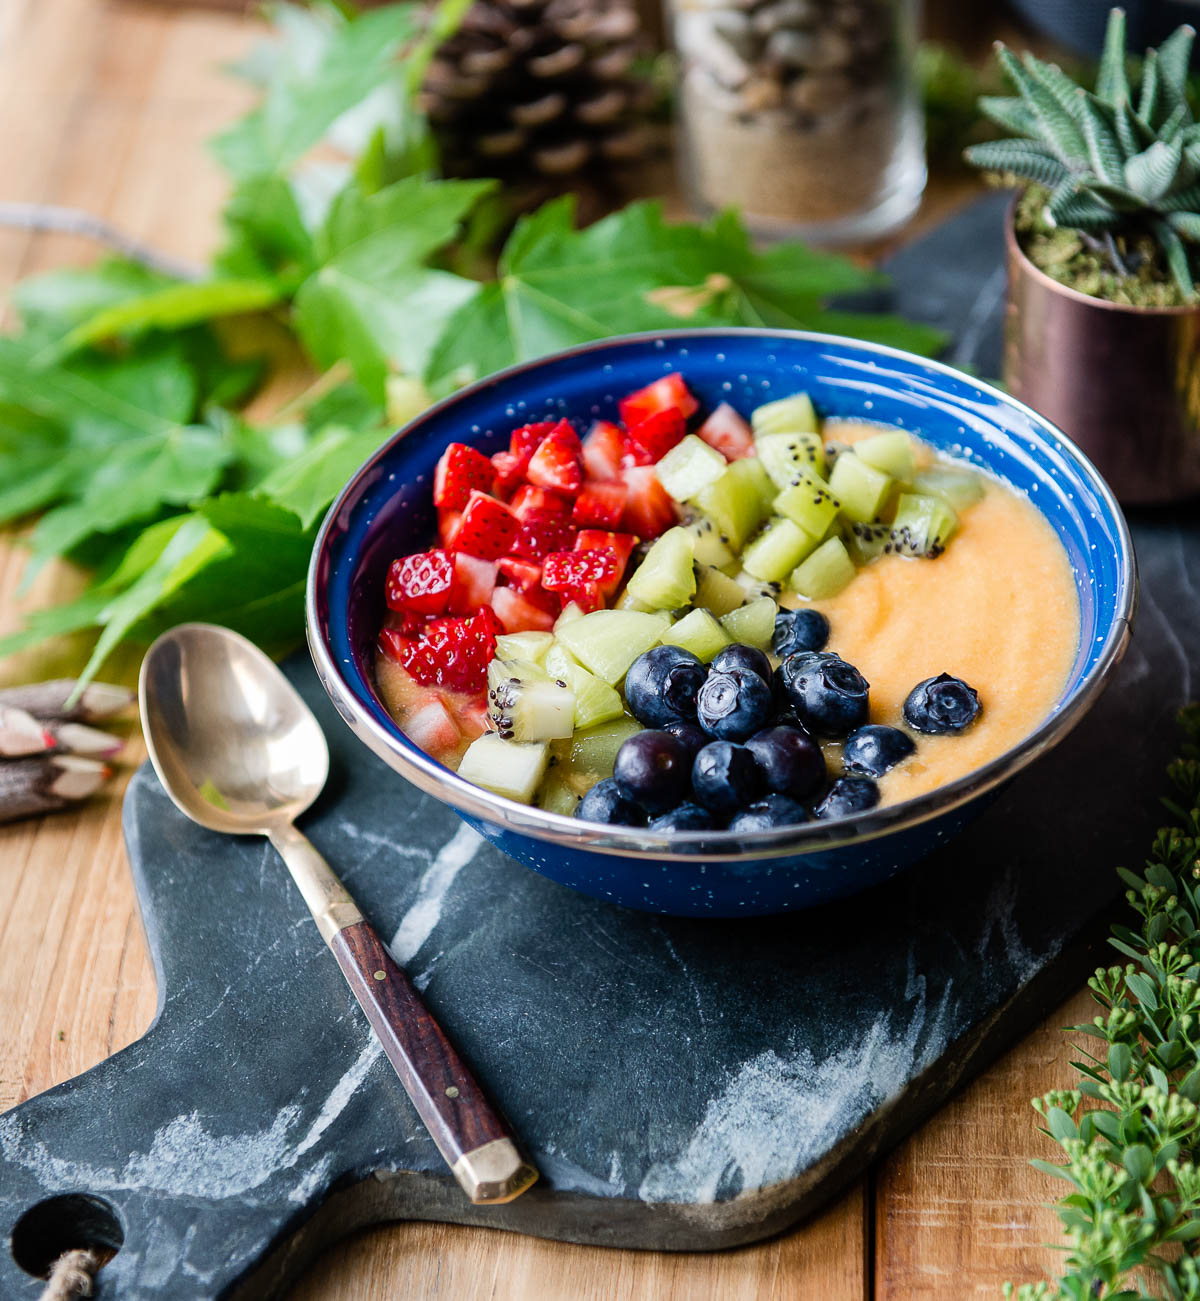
(293, 175), (492, 398)
(211, 4), (419, 180)
(425, 200), (946, 389)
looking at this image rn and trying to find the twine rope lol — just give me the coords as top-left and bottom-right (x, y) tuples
(38, 1249), (101, 1301)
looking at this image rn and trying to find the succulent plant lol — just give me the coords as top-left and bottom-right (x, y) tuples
(965, 8), (1200, 301)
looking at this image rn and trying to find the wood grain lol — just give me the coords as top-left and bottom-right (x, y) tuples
(0, 1), (1086, 1297)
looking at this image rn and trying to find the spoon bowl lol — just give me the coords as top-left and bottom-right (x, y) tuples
(140, 623), (329, 836)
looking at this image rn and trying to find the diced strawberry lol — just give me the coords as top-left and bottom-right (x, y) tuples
(490, 450), (524, 496)
(385, 550), (458, 616)
(438, 508), (463, 549)
(574, 530), (636, 594)
(622, 466), (678, 539)
(543, 548), (618, 612)
(511, 421), (555, 461)
(433, 443), (495, 511)
(448, 553), (497, 614)
(510, 484), (571, 522)
(397, 609), (428, 636)
(459, 697), (490, 742)
(453, 491), (520, 560)
(388, 610), (498, 691)
(526, 420), (583, 494)
(624, 408), (686, 465)
(619, 373), (698, 430)
(491, 586), (557, 633)
(697, 402), (753, 460)
(582, 420), (625, 480)
(512, 514), (576, 560)
(543, 548), (618, 594)
(572, 480), (627, 528)
(497, 556), (543, 591)
(405, 698), (462, 759)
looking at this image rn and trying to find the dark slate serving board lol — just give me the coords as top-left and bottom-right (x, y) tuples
(1, 197), (1198, 1300)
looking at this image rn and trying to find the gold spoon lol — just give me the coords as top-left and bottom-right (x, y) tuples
(139, 622), (537, 1204)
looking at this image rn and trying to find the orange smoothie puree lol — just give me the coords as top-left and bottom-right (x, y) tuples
(800, 423), (1080, 806)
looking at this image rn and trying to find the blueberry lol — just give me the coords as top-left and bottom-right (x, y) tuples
(613, 730), (692, 813)
(728, 793), (810, 832)
(711, 642), (772, 683)
(841, 724), (915, 777)
(780, 651), (870, 737)
(691, 741), (764, 814)
(772, 608), (830, 658)
(746, 725), (826, 800)
(696, 667), (775, 741)
(624, 646), (706, 729)
(576, 779), (645, 826)
(815, 775), (880, 820)
(663, 720), (708, 765)
(903, 673), (981, 734)
(649, 802), (715, 832)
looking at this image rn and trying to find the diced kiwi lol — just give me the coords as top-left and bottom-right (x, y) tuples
(458, 734), (549, 804)
(552, 715), (643, 792)
(734, 570), (782, 603)
(615, 587), (655, 612)
(719, 596), (777, 649)
(696, 459), (771, 550)
(536, 766), (580, 817)
(554, 601), (586, 630)
(855, 431), (916, 480)
(774, 468), (841, 539)
(487, 658), (575, 742)
(495, 631), (554, 663)
(756, 431), (826, 489)
(626, 526), (696, 609)
(694, 563), (746, 617)
(910, 466), (986, 511)
(554, 609), (672, 684)
(660, 608), (731, 662)
(844, 520), (893, 566)
(790, 537), (857, 599)
(654, 434), (727, 502)
(829, 452), (892, 524)
(544, 644), (625, 730)
(890, 493), (959, 558)
(751, 393), (819, 436)
(741, 516), (818, 583)
(680, 511), (737, 568)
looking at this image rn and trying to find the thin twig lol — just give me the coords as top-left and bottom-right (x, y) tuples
(0, 202), (204, 281)
(0, 754), (112, 823)
(0, 680), (133, 723)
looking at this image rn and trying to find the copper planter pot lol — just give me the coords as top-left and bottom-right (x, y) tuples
(1003, 206), (1200, 504)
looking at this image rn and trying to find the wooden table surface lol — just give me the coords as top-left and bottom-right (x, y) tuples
(0, 1), (1091, 1296)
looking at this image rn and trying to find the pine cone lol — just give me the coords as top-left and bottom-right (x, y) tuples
(421, 0), (652, 181)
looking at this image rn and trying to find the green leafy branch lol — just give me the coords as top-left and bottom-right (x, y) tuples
(0, 0), (944, 688)
(1008, 706), (1200, 1300)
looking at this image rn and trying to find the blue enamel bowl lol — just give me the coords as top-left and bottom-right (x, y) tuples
(307, 330), (1135, 917)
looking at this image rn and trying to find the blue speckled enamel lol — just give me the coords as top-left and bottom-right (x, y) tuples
(309, 330), (1133, 917)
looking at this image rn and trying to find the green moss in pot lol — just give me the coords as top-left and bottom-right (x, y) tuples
(965, 7), (1200, 505)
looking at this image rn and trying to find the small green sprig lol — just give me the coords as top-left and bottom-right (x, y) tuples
(1008, 705), (1200, 1300)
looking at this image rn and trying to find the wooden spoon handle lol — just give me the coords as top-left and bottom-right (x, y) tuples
(267, 822), (536, 1205)
(328, 919), (537, 1203)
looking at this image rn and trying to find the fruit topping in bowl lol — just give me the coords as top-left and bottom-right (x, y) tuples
(376, 370), (1077, 828)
